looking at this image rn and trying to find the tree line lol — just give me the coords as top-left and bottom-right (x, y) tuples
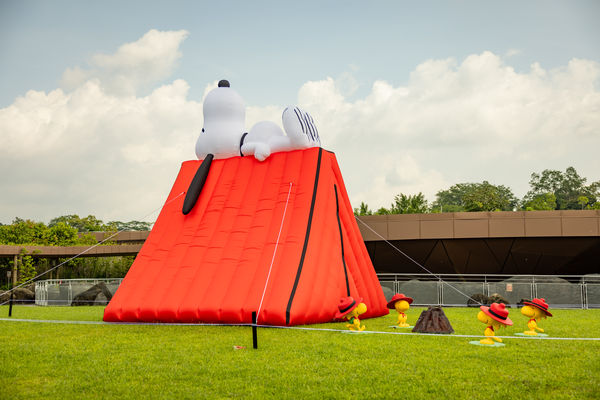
(0, 215), (152, 287)
(1, 167), (597, 285)
(355, 167), (600, 215)
(0, 214), (152, 246)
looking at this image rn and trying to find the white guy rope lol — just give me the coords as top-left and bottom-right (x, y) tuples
(0, 191), (185, 305)
(256, 182), (293, 321)
(355, 217), (485, 306)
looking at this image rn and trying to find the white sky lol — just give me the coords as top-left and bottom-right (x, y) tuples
(1, 1), (599, 224)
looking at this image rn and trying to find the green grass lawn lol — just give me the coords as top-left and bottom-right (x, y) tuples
(1, 306), (599, 399)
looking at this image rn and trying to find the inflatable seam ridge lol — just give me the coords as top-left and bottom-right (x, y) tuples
(285, 148), (323, 325)
(174, 159), (230, 321)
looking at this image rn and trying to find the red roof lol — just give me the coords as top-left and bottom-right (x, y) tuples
(104, 147), (388, 325)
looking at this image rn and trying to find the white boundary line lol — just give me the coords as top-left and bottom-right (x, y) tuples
(1, 318), (599, 341)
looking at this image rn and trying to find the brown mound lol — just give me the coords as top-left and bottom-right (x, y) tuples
(71, 282), (113, 306)
(412, 306), (454, 334)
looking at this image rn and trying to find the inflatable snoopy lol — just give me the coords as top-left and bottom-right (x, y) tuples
(183, 80), (321, 215)
(195, 80), (321, 162)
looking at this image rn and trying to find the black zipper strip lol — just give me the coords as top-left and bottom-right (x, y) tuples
(334, 184), (350, 296)
(285, 148), (323, 325)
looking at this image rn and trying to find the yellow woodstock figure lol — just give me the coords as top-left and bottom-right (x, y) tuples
(335, 296), (367, 331)
(386, 293), (413, 327)
(520, 298), (552, 336)
(477, 302), (513, 345)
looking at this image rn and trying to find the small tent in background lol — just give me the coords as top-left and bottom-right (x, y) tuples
(103, 147), (388, 325)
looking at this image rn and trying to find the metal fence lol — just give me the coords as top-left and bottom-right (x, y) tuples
(35, 278), (122, 306)
(377, 273), (600, 309)
(33, 274), (600, 309)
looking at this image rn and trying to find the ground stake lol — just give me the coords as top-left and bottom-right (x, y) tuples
(252, 311), (258, 349)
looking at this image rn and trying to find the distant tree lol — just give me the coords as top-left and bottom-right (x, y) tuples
(429, 204), (463, 213)
(523, 193), (557, 211)
(0, 218), (46, 245)
(353, 202), (373, 216)
(108, 220), (153, 231)
(0, 219), (90, 247)
(523, 167), (599, 210)
(366, 193), (430, 215)
(376, 207), (391, 215)
(41, 222), (79, 246)
(49, 214), (109, 232)
(47, 215), (154, 232)
(433, 183), (473, 211)
(14, 249), (36, 285)
(0, 217), (140, 283)
(577, 196), (589, 210)
(433, 182), (517, 212)
(389, 193), (429, 214)
(463, 182), (517, 211)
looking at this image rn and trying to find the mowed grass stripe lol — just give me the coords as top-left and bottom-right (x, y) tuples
(1, 306), (599, 399)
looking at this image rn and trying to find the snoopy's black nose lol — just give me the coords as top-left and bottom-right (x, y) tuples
(218, 80), (230, 87)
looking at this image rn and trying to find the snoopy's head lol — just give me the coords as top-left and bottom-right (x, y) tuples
(203, 80), (245, 130)
(195, 79), (246, 159)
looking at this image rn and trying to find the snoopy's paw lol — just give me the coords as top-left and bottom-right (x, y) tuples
(241, 142), (255, 157)
(282, 106), (321, 147)
(253, 143), (271, 162)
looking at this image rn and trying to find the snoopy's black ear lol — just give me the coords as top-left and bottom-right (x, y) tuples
(218, 80), (230, 87)
(182, 154), (213, 215)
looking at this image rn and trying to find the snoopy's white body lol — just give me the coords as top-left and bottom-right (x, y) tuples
(195, 86), (245, 160)
(195, 81), (320, 162)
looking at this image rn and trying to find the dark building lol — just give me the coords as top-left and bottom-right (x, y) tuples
(357, 210), (600, 276)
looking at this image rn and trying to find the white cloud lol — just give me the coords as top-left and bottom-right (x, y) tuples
(61, 29), (189, 96)
(0, 30), (201, 224)
(295, 52), (600, 210)
(505, 48), (521, 57)
(1, 43), (599, 223)
(0, 77), (202, 222)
